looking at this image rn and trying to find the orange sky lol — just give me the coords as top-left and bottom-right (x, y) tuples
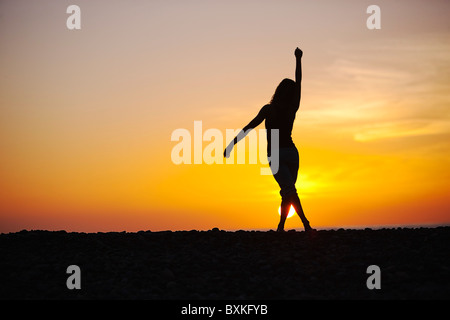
(1, 0), (449, 232)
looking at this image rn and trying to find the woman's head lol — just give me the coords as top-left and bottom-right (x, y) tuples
(270, 78), (296, 108)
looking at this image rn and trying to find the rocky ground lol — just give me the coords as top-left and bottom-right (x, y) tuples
(0, 227), (449, 300)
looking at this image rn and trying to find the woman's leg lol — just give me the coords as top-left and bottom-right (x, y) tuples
(277, 196), (290, 232)
(285, 148), (314, 231)
(272, 148), (314, 232)
(290, 193), (313, 231)
(273, 164), (296, 232)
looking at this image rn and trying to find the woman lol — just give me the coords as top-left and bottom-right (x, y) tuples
(224, 47), (314, 232)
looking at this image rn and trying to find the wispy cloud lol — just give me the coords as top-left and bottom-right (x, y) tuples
(303, 33), (450, 143)
(354, 119), (450, 142)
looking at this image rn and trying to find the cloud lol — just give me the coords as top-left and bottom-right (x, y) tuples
(302, 32), (450, 143)
(354, 119), (450, 142)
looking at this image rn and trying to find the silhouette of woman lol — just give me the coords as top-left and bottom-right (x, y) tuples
(224, 47), (314, 232)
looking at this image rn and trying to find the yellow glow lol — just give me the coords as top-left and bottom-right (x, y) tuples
(278, 205), (296, 219)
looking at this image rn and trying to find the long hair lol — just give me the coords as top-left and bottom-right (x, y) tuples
(270, 78), (296, 109)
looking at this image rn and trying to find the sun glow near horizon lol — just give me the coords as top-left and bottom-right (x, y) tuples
(278, 205), (296, 219)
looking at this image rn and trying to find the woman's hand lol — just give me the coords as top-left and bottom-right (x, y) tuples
(223, 144), (234, 158)
(295, 47), (303, 59)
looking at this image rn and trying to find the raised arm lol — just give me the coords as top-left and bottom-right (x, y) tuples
(224, 105), (269, 158)
(294, 47), (303, 110)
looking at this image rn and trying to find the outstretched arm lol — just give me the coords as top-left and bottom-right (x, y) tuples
(224, 105), (269, 158)
(294, 47), (303, 110)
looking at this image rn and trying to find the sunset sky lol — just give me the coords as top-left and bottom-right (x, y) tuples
(1, 0), (449, 233)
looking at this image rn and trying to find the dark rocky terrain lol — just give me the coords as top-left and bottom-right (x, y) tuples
(0, 227), (449, 300)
